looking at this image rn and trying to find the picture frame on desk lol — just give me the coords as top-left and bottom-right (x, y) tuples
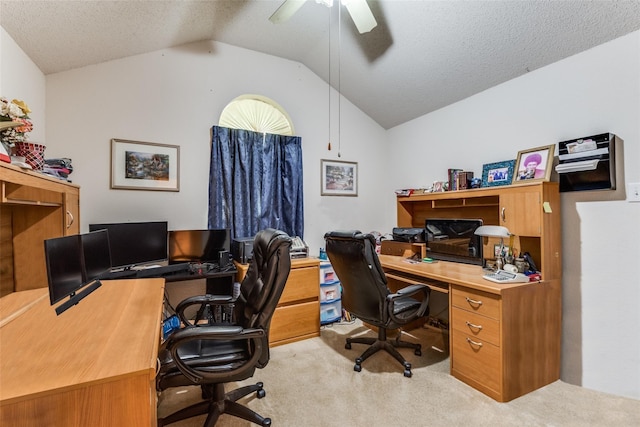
(321, 159), (357, 196)
(111, 139), (180, 191)
(481, 160), (515, 187)
(512, 144), (555, 184)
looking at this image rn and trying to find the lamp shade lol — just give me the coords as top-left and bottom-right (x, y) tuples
(474, 225), (511, 238)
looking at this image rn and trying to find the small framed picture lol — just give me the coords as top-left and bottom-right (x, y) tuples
(481, 160), (516, 187)
(321, 159), (358, 196)
(513, 144), (555, 184)
(111, 139), (180, 191)
(494, 244), (510, 258)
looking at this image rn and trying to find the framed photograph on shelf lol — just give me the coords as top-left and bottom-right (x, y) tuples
(111, 139), (180, 191)
(321, 159), (357, 196)
(481, 160), (515, 187)
(513, 144), (555, 184)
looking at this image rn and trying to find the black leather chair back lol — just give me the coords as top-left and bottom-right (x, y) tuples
(236, 228), (292, 367)
(324, 230), (390, 326)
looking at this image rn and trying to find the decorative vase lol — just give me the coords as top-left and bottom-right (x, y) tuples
(15, 141), (46, 170)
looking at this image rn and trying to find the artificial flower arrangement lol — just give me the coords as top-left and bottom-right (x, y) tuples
(1, 97), (33, 149)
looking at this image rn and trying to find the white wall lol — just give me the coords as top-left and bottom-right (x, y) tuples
(387, 31), (640, 399)
(0, 27), (46, 143)
(43, 40), (388, 255)
(2, 23), (638, 400)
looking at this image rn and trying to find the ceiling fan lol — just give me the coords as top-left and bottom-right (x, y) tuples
(269, 0), (377, 34)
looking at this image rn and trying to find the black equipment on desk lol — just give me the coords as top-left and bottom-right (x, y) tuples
(168, 228), (231, 265)
(232, 236), (254, 264)
(392, 227), (425, 243)
(89, 221), (168, 270)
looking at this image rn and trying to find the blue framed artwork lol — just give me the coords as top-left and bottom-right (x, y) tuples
(481, 160), (515, 187)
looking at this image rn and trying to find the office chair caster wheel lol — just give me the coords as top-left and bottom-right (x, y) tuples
(415, 349), (422, 356)
(345, 342), (352, 350)
(354, 358), (362, 372)
(403, 361), (412, 377)
(262, 418), (272, 426)
(256, 382), (266, 398)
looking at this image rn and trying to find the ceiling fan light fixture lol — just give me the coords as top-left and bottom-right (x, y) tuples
(342, 0), (377, 34)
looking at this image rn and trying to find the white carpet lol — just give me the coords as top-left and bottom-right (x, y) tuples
(158, 320), (640, 426)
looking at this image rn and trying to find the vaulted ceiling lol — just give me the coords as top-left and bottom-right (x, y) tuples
(2, 1), (640, 129)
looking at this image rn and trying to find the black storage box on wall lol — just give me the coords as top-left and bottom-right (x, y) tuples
(555, 133), (616, 192)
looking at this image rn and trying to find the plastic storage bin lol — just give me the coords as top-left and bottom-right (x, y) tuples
(320, 282), (341, 302)
(319, 262), (337, 285)
(320, 299), (342, 324)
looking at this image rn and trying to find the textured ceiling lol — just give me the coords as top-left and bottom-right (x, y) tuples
(2, 0), (640, 129)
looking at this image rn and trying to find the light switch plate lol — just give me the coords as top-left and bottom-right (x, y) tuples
(628, 182), (640, 202)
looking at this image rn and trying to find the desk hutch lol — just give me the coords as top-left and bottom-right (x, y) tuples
(0, 163), (80, 297)
(382, 181), (561, 402)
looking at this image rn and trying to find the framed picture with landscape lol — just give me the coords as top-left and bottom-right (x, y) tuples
(321, 159), (358, 196)
(111, 139), (180, 191)
(481, 160), (515, 187)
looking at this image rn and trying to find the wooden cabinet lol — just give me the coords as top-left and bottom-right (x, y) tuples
(396, 181), (560, 281)
(236, 258), (320, 347)
(393, 182), (562, 402)
(0, 163), (80, 296)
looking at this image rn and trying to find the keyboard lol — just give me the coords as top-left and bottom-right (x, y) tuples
(482, 270), (529, 283)
(101, 269), (137, 279)
(135, 262), (191, 278)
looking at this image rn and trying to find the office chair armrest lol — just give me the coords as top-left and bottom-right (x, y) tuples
(167, 326), (265, 384)
(387, 284), (429, 301)
(387, 283), (431, 322)
(176, 294), (236, 326)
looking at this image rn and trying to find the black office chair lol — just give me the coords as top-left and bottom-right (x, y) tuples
(156, 228), (292, 427)
(324, 230), (430, 377)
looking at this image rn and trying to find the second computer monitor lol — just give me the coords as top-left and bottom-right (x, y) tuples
(168, 229), (230, 263)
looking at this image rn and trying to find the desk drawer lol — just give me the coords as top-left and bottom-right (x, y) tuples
(451, 307), (500, 347)
(279, 266), (319, 305)
(270, 300), (319, 344)
(451, 286), (500, 320)
(452, 331), (501, 394)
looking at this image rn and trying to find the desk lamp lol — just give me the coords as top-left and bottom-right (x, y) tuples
(474, 225), (512, 271)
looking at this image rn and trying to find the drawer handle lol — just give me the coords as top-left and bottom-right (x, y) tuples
(66, 210), (74, 229)
(465, 321), (483, 331)
(501, 207), (506, 222)
(465, 297), (483, 306)
(466, 337), (483, 348)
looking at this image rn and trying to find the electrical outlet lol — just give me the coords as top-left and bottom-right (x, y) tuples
(629, 182), (640, 202)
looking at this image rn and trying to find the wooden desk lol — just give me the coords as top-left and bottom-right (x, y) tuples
(0, 278), (165, 426)
(379, 254), (561, 402)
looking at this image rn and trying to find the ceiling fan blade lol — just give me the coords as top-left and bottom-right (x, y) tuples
(269, 0), (307, 24)
(342, 0), (377, 34)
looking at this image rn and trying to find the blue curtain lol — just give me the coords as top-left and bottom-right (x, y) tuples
(208, 126), (304, 239)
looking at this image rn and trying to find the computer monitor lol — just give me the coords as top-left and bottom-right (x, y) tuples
(89, 221), (168, 269)
(45, 233), (103, 315)
(45, 234), (84, 305)
(425, 218), (484, 265)
(168, 229), (231, 263)
(81, 229), (112, 281)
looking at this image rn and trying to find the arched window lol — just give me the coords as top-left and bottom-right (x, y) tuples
(209, 95), (304, 240)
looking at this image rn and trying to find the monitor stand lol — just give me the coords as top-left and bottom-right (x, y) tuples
(55, 280), (102, 316)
